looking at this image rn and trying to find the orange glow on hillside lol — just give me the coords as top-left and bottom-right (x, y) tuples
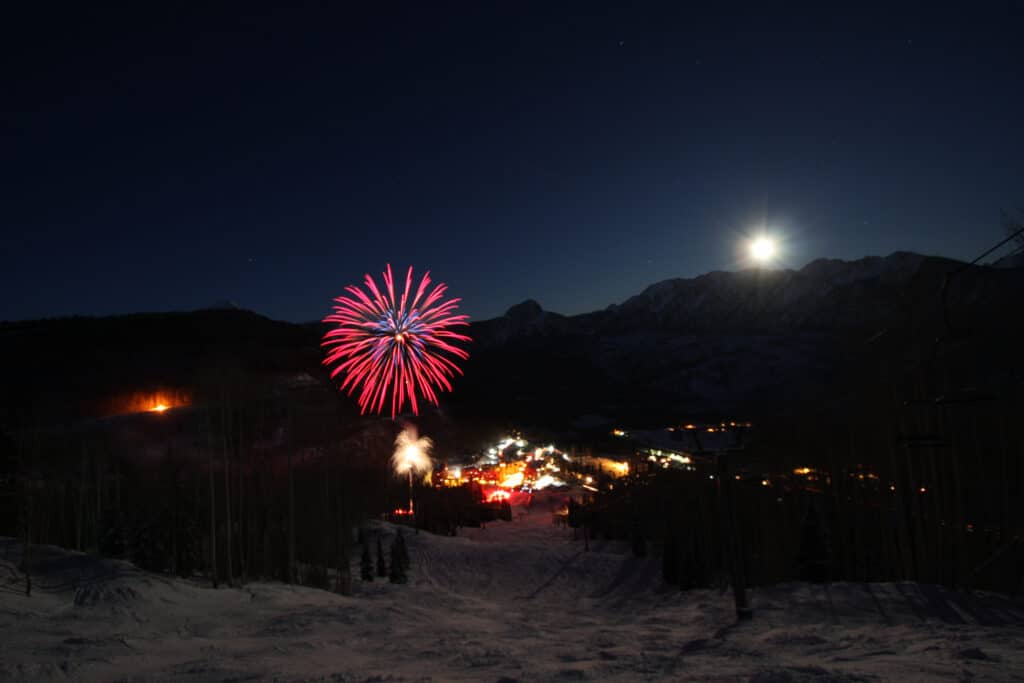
(103, 390), (191, 417)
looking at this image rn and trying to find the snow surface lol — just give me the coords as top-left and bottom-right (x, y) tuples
(3, 492), (1023, 682)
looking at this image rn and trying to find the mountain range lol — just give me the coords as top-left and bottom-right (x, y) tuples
(463, 251), (1024, 425)
(2, 252), (1022, 428)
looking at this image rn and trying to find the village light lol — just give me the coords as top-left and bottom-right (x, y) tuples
(500, 471), (524, 488)
(609, 461), (629, 475)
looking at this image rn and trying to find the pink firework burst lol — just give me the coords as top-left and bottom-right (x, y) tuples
(322, 265), (471, 417)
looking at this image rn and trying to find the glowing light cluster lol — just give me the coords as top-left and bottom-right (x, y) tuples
(499, 471), (524, 489)
(532, 474), (565, 490)
(392, 425), (433, 478)
(322, 264), (471, 417)
(486, 489), (511, 502)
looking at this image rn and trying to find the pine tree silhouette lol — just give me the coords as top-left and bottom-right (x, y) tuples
(389, 536), (407, 584)
(376, 535), (388, 578)
(360, 543), (374, 581)
(798, 505), (829, 583)
(662, 523), (680, 585)
(630, 519), (647, 558)
(395, 528), (410, 571)
(567, 498), (581, 528)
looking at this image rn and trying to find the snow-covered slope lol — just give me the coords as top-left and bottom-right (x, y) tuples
(3, 493), (1022, 681)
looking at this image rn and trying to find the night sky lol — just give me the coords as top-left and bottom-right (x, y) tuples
(4, 3), (1022, 323)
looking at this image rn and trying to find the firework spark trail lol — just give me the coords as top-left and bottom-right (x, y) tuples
(322, 265), (471, 417)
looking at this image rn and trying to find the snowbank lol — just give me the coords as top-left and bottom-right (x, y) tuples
(2, 494), (1022, 681)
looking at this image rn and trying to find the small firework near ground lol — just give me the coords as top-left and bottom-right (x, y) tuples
(322, 265), (471, 417)
(392, 425), (433, 514)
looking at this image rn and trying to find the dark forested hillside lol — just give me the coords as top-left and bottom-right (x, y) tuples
(2, 252), (1023, 430)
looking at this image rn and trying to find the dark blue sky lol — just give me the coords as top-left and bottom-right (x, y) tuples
(4, 3), (1022, 322)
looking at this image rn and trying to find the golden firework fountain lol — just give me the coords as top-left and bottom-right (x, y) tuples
(392, 426), (433, 514)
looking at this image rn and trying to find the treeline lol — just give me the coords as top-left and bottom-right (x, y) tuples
(0, 373), (410, 595)
(582, 358), (1024, 596)
(411, 484), (511, 535)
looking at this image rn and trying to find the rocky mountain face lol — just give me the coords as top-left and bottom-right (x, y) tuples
(458, 252), (1024, 425)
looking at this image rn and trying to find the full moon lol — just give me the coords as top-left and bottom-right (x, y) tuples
(749, 236), (776, 263)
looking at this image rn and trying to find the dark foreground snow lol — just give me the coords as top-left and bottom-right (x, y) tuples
(2, 494), (1023, 682)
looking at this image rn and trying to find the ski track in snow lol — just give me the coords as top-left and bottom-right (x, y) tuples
(2, 492), (1023, 682)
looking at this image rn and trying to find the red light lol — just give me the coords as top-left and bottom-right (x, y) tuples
(486, 489), (511, 502)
